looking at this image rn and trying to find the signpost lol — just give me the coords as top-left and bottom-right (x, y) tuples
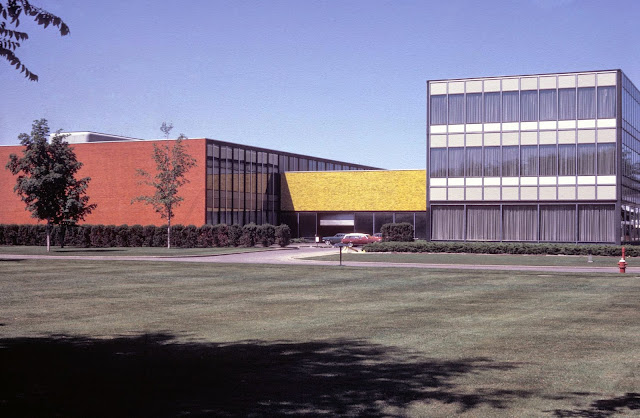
(335, 243), (347, 266)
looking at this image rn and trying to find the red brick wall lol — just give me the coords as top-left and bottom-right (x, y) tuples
(0, 139), (207, 226)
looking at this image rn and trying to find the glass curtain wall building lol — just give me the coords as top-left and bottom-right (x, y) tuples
(206, 140), (377, 226)
(427, 70), (639, 244)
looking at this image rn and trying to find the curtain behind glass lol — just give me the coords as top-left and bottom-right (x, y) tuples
(484, 92), (501, 123)
(448, 94), (464, 124)
(430, 95), (447, 125)
(448, 147), (465, 177)
(466, 147), (483, 177)
(484, 146), (501, 176)
(558, 144), (576, 176)
(579, 205), (614, 242)
(539, 145), (558, 176)
(540, 205), (576, 242)
(466, 206), (500, 240)
(558, 88), (576, 120)
(597, 86), (616, 119)
(502, 91), (519, 122)
(539, 89), (557, 121)
(431, 206), (464, 240)
(466, 93), (482, 123)
(430, 148), (447, 178)
(597, 143), (616, 175)
(520, 145), (538, 176)
(503, 205), (537, 241)
(577, 87), (596, 119)
(520, 90), (538, 122)
(502, 146), (519, 177)
(577, 144), (596, 175)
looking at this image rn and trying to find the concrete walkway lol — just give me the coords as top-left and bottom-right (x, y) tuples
(1, 245), (636, 274)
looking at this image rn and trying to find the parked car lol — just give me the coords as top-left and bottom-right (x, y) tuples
(341, 233), (382, 247)
(322, 233), (348, 245)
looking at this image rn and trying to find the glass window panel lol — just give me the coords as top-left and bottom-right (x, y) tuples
(484, 146), (501, 177)
(521, 145), (538, 176)
(577, 144), (596, 175)
(448, 94), (464, 124)
(502, 91), (519, 122)
(597, 143), (616, 175)
(374, 212), (393, 233)
(558, 144), (576, 176)
(577, 87), (596, 119)
(430, 95), (447, 125)
(503, 205), (538, 241)
(558, 88), (576, 120)
(539, 89), (557, 121)
(466, 93), (482, 123)
(502, 146), (519, 177)
(539, 144), (558, 176)
(431, 206), (464, 240)
(579, 205), (615, 242)
(448, 148), (464, 177)
(540, 205), (576, 242)
(466, 206), (500, 241)
(354, 212), (373, 235)
(465, 147), (483, 177)
(597, 86), (616, 119)
(429, 148), (447, 178)
(484, 92), (501, 123)
(520, 90), (538, 122)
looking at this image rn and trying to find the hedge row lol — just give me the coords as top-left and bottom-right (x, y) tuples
(0, 223), (291, 248)
(363, 240), (638, 257)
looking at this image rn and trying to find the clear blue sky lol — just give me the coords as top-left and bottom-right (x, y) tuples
(1, 0), (639, 169)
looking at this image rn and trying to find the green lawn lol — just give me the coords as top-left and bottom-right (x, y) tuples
(0, 245), (275, 257)
(1, 259), (638, 416)
(306, 250), (634, 267)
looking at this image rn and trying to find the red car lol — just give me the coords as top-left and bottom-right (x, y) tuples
(341, 233), (382, 247)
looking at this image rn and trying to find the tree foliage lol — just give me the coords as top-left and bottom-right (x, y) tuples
(132, 124), (196, 248)
(1, 0), (69, 81)
(5, 119), (96, 250)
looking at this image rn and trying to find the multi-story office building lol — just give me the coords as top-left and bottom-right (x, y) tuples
(427, 69), (639, 244)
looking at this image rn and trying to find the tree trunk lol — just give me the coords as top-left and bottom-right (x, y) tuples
(167, 213), (171, 249)
(46, 220), (51, 253)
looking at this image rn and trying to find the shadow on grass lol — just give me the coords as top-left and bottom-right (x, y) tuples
(553, 392), (640, 417)
(52, 248), (127, 253)
(1, 333), (530, 417)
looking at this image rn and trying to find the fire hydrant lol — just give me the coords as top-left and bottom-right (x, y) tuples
(618, 247), (627, 273)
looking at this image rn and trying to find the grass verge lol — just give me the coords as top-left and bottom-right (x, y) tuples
(1, 259), (638, 416)
(0, 245), (278, 257)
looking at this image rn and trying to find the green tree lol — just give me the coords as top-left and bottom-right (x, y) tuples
(1, 0), (70, 81)
(6, 119), (96, 251)
(132, 124), (196, 249)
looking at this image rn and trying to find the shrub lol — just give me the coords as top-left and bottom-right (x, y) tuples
(115, 225), (129, 247)
(212, 224), (229, 247)
(153, 226), (168, 247)
(228, 224), (242, 247)
(380, 222), (414, 242)
(197, 224), (216, 247)
(275, 224), (291, 247)
(142, 225), (156, 247)
(240, 223), (258, 247)
(181, 225), (198, 248)
(129, 225), (144, 247)
(257, 224), (276, 247)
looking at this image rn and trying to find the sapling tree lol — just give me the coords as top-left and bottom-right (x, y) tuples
(132, 123), (196, 248)
(6, 119), (96, 251)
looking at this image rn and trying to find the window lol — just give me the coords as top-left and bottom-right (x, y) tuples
(465, 147), (483, 177)
(431, 206), (464, 240)
(466, 93), (482, 123)
(558, 144), (576, 176)
(484, 92), (501, 123)
(484, 146), (501, 176)
(577, 144), (596, 175)
(429, 148), (447, 178)
(520, 90), (538, 122)
(559, 88), (576, 120)
(520, 145), (538, 176)
(539, 145), (557, 176)
(597, 143), (616, 175)
(448, 147), (464, 177)
(430, 95), (447, 124)
(597, 86), (616, 119)
(540, 205), (576, 242)
(502, 91), (519, 122)
(539, 89), (557, 121)
(502, 146), (519, 177)
(467, 206), (500, 241)
(577, 87), (596, 119)
(448, 94), (464, 124)
(503, 206), (538, 241)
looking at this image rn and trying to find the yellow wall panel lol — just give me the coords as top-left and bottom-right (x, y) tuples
(281, 170), (426, 212)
